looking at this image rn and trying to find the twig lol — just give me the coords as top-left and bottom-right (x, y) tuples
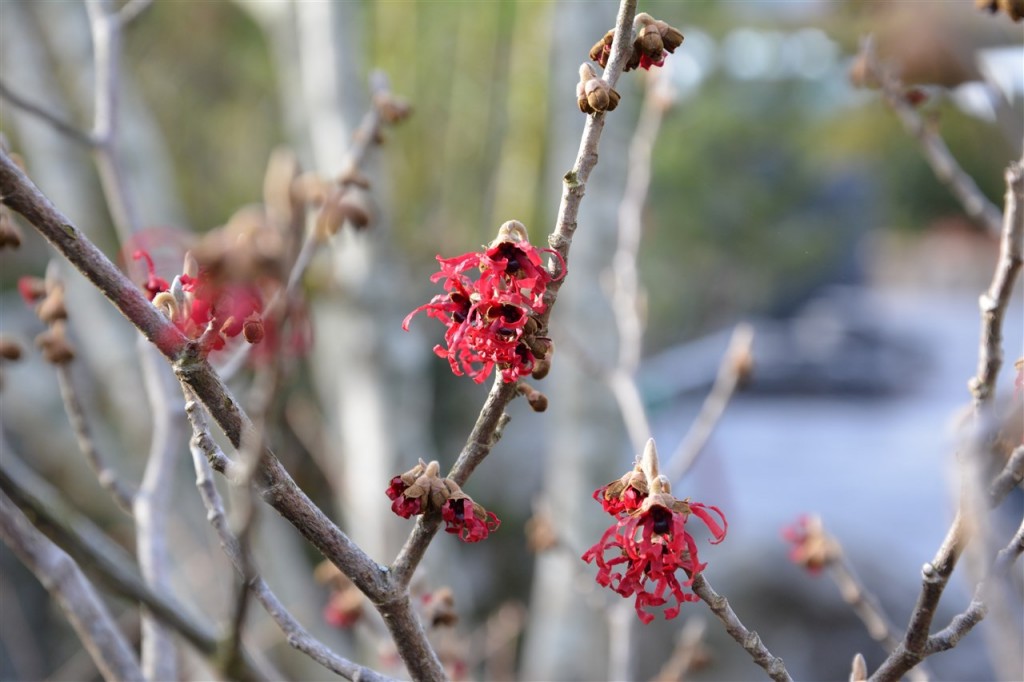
(665, 323), (754, 482)
(53, 364), (136, 513)
(989, 444), (1024, 504)
(924, 514), (1024, 655)
(134, 341), (186, 682)
(969, 159), (1024, 407)
(0, 490), (145, 682)
(183, 392), (393, 682)
(861, 38), (1004, 236)
(870, 157), (1024, 682)
(690, 573), (792, 682)
(389, 0), (639, 591)
(0, 81), (96, 147)
(652, 616), (708, 682)
(85, 0), (139, 240)
(116, 0), (154, 26)
(218, 70), (399, 382)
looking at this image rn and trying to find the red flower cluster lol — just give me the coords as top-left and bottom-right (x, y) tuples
(403, 220), (561, 384)
(134, 250), (264, 352)
(584, 464), (726, 623)
(386, 460), (500, 543)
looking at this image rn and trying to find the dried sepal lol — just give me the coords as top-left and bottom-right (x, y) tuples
(576, 63), (620, 115)
(0, 335), (23, 361)
(35, 322), (75, 364)
(0, 208), (22, 249)
(37, 284), (68, 324)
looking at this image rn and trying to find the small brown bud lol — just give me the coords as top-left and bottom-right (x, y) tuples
(517, 381), (548, 412)
(0, 210), (22, 249)
(0, 335), (23, 361)
(243, 315), (264, 344)
(422, 587), (458, 628)
(37, 286), (68, 324)
(374, 93), (413, 125)
(657, 20), (684, 53)
(36, 324), (75, 364)
(589, 30), (615, 66)
(531, 354), (552, 381)
(577, 63), (620, 115)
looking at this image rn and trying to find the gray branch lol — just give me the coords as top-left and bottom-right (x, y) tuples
(0, 490), (144, 682)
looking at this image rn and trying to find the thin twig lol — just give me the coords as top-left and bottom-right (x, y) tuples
(53, 364), (136, 513)
(652, 616), (708, 682)
(389, 0), (639, 591)
(924, 514), (1024, 655)
(989, 444), (1024, 505)
(690, 573), (792, 682)
(969, 159), (1024, 407)
(116, 0), (154, 26)
(666, 323), (754, 482)
(0, 81), (96, 147)
(0, 490), (145, 682)
(861, 38), (1004, 236)
(869, 157), (1024, 682)
(183, 391), (393, 682)
(134, 341), (186, 682)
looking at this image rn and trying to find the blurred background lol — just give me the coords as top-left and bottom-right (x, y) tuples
(1, 0), (1022, 680)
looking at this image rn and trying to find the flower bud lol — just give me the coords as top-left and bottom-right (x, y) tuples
(37, 286), (68, 324)
(243, 314), (265, 344)
(36, 324), (75, 364)
(0, 335), (23, 361)
(0, 210), (22, 249)
(576, 63), (620, 115)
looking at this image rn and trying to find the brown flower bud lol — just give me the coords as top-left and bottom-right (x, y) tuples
(422, 587), (458, 628)
(636, 22), (664, 59)
(530, 354), (552, 381)
(577, 63), (620, 115)
(0, 335), (23, 361)
(243, 314), (264, 344)
(517, 381), (548, 412)
(36, 324), (75, 364)
(374, 93), (413, 125)
(37, 286), (68, 324)
(657, 20), (684, 53)
(0, 210), (22, 249)
(316, 187), (372, 239)
(976, 0), (1024, 20)
(589, 30), (615, 67)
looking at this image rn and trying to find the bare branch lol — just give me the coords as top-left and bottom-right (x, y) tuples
(691, 573), (792, 682)
(0, 81), (96, 147)
(970, 159), (1024, 407)
(860, 39), (1004, 236)
(666, 323), (754, 482)
(0, 490), (144, 682)
(134, 342), (187, 681)
(116, 0), (154, 26)
(925, 514), (1024, 654)
(989, 444), (1024, 505)
(54, 364), (136, 513)
(183, 392), (393, 682)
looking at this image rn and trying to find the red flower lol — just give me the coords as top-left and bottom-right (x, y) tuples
(385, 460), (501, 543)
(134, 250), (264, 353)
(583, 491), (727, 624)
(442, 497), (501, 543)
(781, 514), (835, 575)
(403, 220), (561, 384)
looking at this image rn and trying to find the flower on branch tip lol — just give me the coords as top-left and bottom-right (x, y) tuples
(589, 14), (684, 73)
(403, 220), (563, 384)
(781, 514), (837, 575)
(385, 460), (500, 543)
(583, 440), (726, 623)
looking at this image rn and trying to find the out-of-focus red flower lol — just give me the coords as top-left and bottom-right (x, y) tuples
(781, 514), (836, 575)
(133, 250), (264, 353)
(403, 220), (561, 384)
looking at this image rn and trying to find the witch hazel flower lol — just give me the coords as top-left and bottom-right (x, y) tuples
(589, 13), (684, 72)
(386, 460), (500, 543)
(583, 439), (727, 624)
(134, 250), (264, 352)
(781, 513), (838, 575)
(403, 220), (562, 384)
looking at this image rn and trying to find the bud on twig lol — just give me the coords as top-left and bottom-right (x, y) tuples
(516, 381), (548, 412)
(36, 322), (75, 364)
(577, 63), (620, 115)
(849, 653), (867, 682)
(0, 335), (23, 361)
(0, 208), (22, 249)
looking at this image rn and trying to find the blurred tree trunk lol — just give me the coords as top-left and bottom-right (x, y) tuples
(521, 1), (631, 679)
